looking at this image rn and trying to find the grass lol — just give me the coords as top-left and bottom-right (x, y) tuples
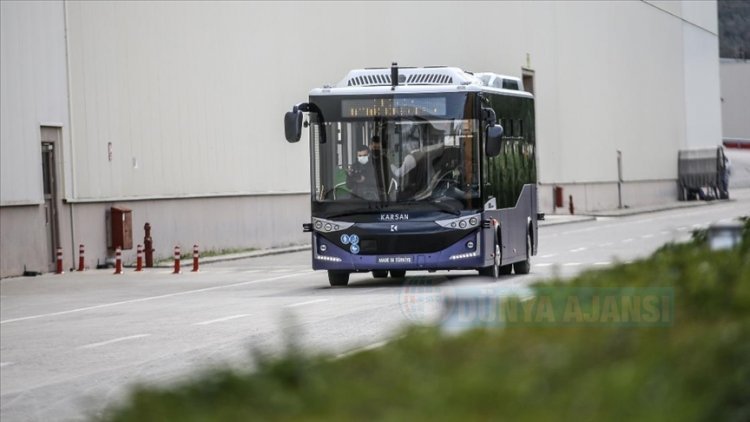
(102, 219), (750, 421)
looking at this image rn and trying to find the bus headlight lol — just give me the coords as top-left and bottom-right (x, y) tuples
(311, 218), (355, 233)
(436, 214), (482, 229)
(466, 241), (475, 249)
(319, 244), (327, 253)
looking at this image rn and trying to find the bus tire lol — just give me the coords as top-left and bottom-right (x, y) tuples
(478, 235), (501, 279)
(328, 271), (350, 286)
(513, 233), (531, 275)
(390, 270), (406, 278)
(372, 270), (389, 278)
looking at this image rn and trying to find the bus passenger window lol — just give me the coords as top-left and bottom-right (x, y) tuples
(503, 79), (519, 90)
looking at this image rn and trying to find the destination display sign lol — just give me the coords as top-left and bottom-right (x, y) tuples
(342, 97), (447, 118)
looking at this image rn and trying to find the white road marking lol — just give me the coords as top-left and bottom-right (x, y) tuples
(598, 242), (614, 247)
(659, 231), (670, 235)
(535, 263), (553, 267)
(677, 226), (689, 231)
(593, 262), (611, 266)
(336, 339), (391, 359)
(193, 314), (250, 326)
(563, 263), (581, 267)
(285, 298), (329, 308)
(78, 334), (151, 350)
(622, 238), (634, 243)
(570, 247), (587, 253)
(539, 253), (557, 258)
(270, 269), (293, 273)
(0, 362), (14, 368)
(356, 288), (380, 294)
(641, 234), (654, 239)
(0, 272), (307, 325)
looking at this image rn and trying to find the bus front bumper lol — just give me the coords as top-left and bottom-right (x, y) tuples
(311, 232), (486, 271)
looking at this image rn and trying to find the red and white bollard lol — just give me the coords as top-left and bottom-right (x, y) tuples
(114, 247), (123, 275)
(55, 247), (64, 274)
(191, 244), (200, 272)
(173, 246), (181, 274)
(135, 244), (143, 272)
(78, 244), (85, 272)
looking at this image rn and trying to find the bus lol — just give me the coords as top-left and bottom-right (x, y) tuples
(284, 64), (538, 286)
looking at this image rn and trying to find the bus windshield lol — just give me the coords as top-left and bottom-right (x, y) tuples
(311, 96), (480, 211)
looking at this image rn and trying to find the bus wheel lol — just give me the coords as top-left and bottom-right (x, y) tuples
(478, 242), (501, 279)
(372, 270), (389, 278)
(328, 271), (350, 286)
(390, 270), (406, 278)
(513, 234), (531, 275)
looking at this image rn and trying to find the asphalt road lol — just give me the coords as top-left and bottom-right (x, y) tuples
(2, 190), (749, 421)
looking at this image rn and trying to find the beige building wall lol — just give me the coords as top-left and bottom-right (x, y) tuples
(720, 59), (750, 142)
(1, 1), (723, 277)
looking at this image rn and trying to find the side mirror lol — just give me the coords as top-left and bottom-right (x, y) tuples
(284, 109), (303, 143)
(485, 125), (504, 157)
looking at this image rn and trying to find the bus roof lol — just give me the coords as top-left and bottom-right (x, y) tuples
(309, 66), (533, 99)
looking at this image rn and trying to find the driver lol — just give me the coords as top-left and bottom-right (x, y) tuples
(346, 144), (377, 199)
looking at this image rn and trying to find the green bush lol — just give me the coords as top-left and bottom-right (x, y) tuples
(102, 220), (750, 422)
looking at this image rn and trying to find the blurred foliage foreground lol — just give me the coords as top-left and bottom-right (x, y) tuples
(103, 220), (750, 422)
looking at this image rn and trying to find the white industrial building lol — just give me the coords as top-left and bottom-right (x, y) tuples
(1, 1), (722, 277)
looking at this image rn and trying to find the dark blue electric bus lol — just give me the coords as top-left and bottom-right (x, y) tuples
(284, 65), (538, 286)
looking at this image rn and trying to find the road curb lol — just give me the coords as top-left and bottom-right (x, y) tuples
(150, 198), (739, 266)
(152, 245), (312, 267)
(539, 216), (596, 227)
(583, 199), (728, 218)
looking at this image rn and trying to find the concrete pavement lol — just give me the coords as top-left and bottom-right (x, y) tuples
(2, 190), (749, 421)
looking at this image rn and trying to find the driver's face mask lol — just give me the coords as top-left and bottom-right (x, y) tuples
(357, 155), (369, 165)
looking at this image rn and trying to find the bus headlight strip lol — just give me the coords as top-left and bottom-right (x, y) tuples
(449, 251), (479, 260)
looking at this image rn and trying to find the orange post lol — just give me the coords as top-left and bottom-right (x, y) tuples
(173, 246), (181, 274)
(191, 244), (200, 272)
(77, 244), (85, 271)
(55, 247), (64, 274)
(135, 244), (143, 272)
(114, 247), (123, 274)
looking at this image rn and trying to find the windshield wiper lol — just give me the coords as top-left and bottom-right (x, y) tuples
(325, 205), (386, 219)
(400, 200), (461, 216)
